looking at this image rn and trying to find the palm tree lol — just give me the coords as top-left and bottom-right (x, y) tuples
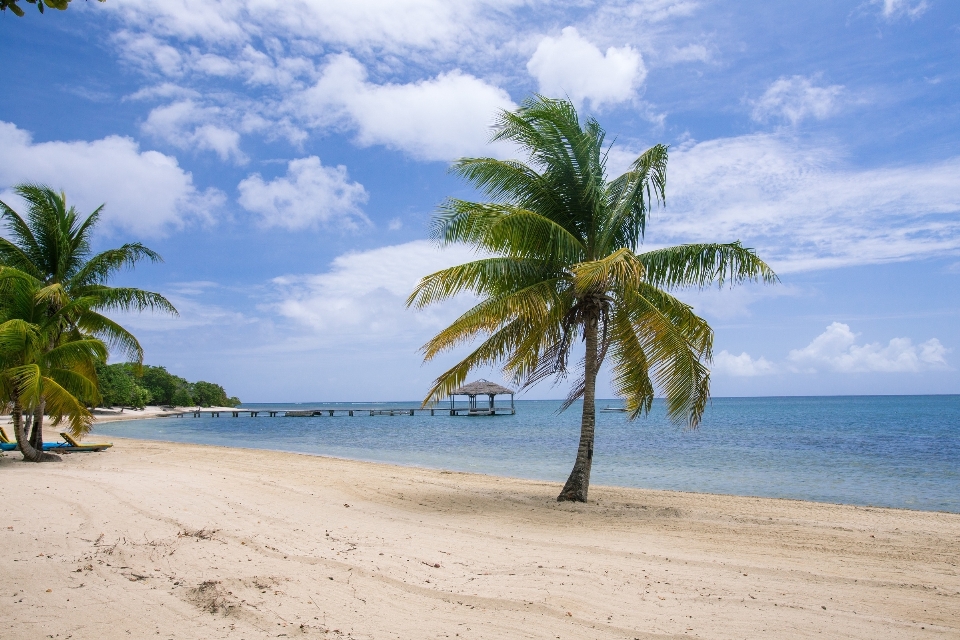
(0, 268), (107, 461)
(408, 97), (777, 502)
(0, 183), (177, 459)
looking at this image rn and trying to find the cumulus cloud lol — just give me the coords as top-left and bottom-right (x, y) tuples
(654, 134), (960, 271)
(268, 240), (480, 342)
(237, 156), (369, 230)
(527, 27), (645, 109)
(751, 75), (844, 125)
(114, 31), (185, 77)
(871, 0), (929, 21)
(298, 54), (516, 161)
(0, 121), (222, 236)
(143, 100), (247, 163)
(712, 350), (776, 377)
(711, 323), (950, 377)
(788, 322), (949, 373)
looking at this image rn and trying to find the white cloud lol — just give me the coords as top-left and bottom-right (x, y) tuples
(106, 0), (522, 58)
(114, 31), (185, 77)
(298, 54), (516, 161)
(268, 240), (480, 342)
(681, 284), (799, 320)
(751, 75), (844, 125)
(142, 100), (247, 164)
(527, 27), (645, 109)
(665, 43), (711, 63)
(237, 156), (369, 230)
(0, 121), (222, 236)
(871, 0), (929, 21)
(656, 134), (960, 271)
(788, 322), (949, 373)
(712, 350), (776, 377)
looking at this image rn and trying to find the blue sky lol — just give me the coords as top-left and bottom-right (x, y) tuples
(1, 0), (958, 402)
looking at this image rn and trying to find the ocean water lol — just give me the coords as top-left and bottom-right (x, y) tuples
(92, 396), (960, 513)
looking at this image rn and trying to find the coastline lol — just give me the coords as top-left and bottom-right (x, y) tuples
(1, 437), (957, 639)
(0, 405), (242, 428)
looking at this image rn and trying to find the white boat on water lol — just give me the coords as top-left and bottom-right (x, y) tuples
(600, 406), (628, 412)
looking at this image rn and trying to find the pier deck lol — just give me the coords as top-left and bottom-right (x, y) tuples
(164, 406), (516, 418)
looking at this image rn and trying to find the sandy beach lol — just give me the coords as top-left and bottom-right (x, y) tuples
(1, 438), (958, 640)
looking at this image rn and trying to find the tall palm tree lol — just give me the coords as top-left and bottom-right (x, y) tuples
(408, 97), (777, 502)
(0, 268), (107, 462)
(0, 183), (177, 459)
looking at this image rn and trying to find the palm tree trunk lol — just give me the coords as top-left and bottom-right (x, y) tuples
(28, 403), (43, 449)
(12, 399), (59, 463)
(557, 312), (599, 502)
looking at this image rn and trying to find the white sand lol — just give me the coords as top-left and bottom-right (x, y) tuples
(1, 438), (957, 639)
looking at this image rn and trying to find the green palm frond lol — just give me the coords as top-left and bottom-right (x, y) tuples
(0, 204), (44, 279)
(74, 310), (144, 364)
(408, 257), (558, 308)
(602, 143), (668, 252)
(0, 319), (38, 354)
(638, 242), (778, 289)
(423, 317), (547, 403)
(419, 277), (564, 361)
(608, 306), (655, 419)
(619, 284), (713, 426)
(70, 244), (163, 288)
(44, 338), (109, 371)
(433, 200), (584, 262)
(75, 285), (178, 315)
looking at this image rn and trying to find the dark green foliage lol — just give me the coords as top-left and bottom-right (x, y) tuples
(192, 381), (231, 407)
(94, 363), (240, 408)
(0, 0), (104, 17)
(95, 362), (135, 408)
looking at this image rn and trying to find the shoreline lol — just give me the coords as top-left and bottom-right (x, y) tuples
(2, 437), (958, 639)
(101, 435), (960, 517)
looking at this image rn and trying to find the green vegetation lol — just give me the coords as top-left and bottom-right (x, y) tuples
(0, 0), (104, 17)
(95, 362), (241, 409)
(408, 96), (777, 502)
(0, 183), (175, 461)
(0, 268), (106, 461)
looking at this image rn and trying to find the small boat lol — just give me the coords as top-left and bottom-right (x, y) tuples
(600, 406), (628, 412)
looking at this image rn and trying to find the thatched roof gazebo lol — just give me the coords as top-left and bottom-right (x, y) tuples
(448, 379), (516, 416)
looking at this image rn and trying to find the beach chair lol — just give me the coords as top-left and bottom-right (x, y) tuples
(0, 427), (75, 451)
(59, 432), (113, 452)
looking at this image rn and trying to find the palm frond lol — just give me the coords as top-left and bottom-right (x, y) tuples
(432, 199), (584, 262)
(419, 278), (564, 361)
(601, 144), (668, 252)
(70, 244), (164, 288)
(407, 257), (558, 309)
(618, 283), (713, 426)
(638, 242), (779, 289)
(73, 310), (145, 364)
(75, 285), (178, 315)
(570, 248), (644, 297)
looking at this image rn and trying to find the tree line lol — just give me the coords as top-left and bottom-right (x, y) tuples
(95, 362), (241, 409)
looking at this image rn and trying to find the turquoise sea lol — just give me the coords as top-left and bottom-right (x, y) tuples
(93, 395), (960, 513)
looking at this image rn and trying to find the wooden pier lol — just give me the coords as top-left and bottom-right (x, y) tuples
(164, 405), (515, 418)
(162, 379), (518, 419)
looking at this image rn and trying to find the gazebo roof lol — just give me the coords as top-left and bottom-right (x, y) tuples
(450, 379), (515, 396)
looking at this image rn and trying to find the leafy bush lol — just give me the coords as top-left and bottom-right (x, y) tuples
(94, 363), (240, 408)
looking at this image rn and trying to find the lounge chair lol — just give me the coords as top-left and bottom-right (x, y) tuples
(0, 427), (74, 451)
(59, 432), (112, 452)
